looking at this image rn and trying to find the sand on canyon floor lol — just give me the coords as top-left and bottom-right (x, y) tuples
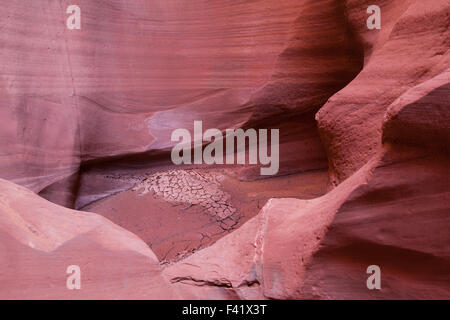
(84, 168), (328, 263)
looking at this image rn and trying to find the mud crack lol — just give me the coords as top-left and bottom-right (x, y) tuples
(132, 169), (240, 230)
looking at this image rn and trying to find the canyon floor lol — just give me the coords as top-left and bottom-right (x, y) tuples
(84, 168), (328, 263)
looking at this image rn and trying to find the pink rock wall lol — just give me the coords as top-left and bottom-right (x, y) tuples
(316, 0), (449, 185)
(0, 178), (174, 299)
(0, 0), (448, 300)
(1, 0), (308, 201)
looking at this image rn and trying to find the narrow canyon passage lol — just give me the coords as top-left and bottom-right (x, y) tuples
(33, 0), (366, 267)
(1, 0), (448, 301)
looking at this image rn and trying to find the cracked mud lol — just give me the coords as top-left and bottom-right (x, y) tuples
(132, 170), (240, 230)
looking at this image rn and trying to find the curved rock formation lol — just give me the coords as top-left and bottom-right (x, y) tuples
(164, 69), (450, 300)
(302, 69), (450, 299)
(0, 0), (366, 207)
(163, 165), (373, 299)
(0, 0), (449, 300)
(162, 0), (450, 300)
(316, 0), (449, 186)
(1, 0), (311, 207)
(0, 178), (174, 299)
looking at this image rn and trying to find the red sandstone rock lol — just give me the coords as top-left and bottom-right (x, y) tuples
(0, 178), (174, 299)
(0, 0), (309, 206)
(163, 156), (376, 299)
(164, 66), (450, 299)
(301, 70), (450, 299)
(164, 69), (450, 300)
(0, 0), (449, 300)
(0, 0), (365, 206)
(316, 0), (450, 186)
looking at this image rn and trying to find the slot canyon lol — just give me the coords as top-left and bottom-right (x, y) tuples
(0, 0), (449, 299)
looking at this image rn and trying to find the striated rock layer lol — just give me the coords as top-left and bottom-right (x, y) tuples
(0, 0), (366, 207)
(164, 69), (450, 299)
(1, 0), (316, 207)
(316, 0), (450, 186)
(0, 178), (174, 299)
(162, 0), (450, 299)
(0, 0), (449, 300)
(301, 69), (450, 299)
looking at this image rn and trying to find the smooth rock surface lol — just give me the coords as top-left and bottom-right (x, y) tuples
(0, 0), (449, 300)
(0, 178), (174, 299)
(316, 0), (450, 186)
